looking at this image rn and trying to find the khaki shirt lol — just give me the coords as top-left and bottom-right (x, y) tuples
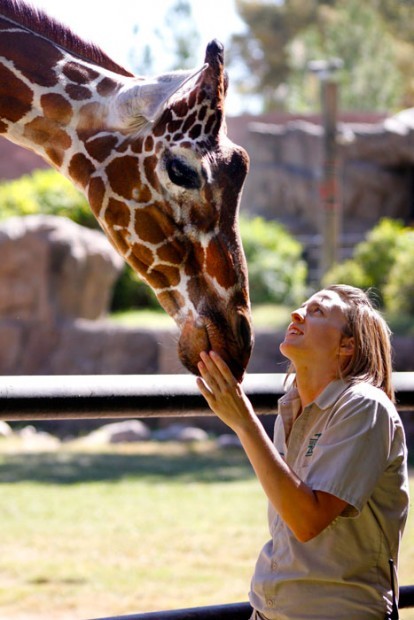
(249, 379), (409, 620)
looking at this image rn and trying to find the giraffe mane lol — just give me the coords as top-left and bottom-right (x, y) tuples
(1, 0), (134, 77)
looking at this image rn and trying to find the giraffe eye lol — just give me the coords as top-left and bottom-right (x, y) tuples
(166, 157), (201, 190)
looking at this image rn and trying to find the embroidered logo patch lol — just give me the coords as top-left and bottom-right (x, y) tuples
(305, 433), (322, 457)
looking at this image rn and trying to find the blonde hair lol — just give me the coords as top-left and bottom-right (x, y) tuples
(325, 284), (394, 402)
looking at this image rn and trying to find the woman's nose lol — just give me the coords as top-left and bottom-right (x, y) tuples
(291, 308), (305, 322)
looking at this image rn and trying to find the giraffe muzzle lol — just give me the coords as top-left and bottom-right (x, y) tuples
(178, 312), (253, 382)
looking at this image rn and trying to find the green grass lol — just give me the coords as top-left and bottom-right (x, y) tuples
(0, 441), (268, 619)
(0, 440), (413, 619)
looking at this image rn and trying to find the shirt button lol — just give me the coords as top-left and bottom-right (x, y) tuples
(271, 560), (278, 570)
(266, 600), (274, 607)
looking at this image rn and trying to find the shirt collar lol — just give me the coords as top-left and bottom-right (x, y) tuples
(314, 379), (350, 410)
(279, 378), (349, 412)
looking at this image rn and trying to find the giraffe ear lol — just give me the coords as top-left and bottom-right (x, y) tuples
(113, 65), (207, 133)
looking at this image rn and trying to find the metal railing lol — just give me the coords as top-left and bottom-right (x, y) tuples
(1, 372), (413, 421)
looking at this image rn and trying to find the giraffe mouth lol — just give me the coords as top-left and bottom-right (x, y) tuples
(178, 315), (248, 382)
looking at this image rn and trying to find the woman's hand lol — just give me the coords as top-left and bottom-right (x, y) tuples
(196, 350), (255, 432)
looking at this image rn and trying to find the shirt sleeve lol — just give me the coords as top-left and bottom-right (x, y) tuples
(304, 390), (394, 516)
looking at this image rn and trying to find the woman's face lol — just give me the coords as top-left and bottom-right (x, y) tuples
(280, 289), (352, 370)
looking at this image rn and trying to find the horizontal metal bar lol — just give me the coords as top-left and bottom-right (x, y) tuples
(91, 602), (252, 620)
(92, 585), (414, 619)
(0, 373), (413, 421)
(0, 373), (284, 420)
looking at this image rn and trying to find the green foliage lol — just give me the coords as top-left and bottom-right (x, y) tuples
(322, 259), (371, 290)
(0, 169), (97, 229)
(111, 265), (159, 311)
(383, 231), (414, 315)
(240, 215), (308, 305)
(323, 218), (414, 312)
(288, 1), (404, 112)
(351, 218), (406, 296)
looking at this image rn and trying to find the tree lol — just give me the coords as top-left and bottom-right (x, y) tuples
(230, 0), (414, 112)
(230, 0), (319, 110)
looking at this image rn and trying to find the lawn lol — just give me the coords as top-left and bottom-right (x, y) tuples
(0, 439), (413, 620)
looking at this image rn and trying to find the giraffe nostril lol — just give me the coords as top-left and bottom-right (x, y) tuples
(237, 313), (254, 353)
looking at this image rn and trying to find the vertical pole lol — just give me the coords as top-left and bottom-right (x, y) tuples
(320, 79), (340, 280)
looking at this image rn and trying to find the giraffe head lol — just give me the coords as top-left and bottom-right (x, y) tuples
(0, 2), (253, 379)
(88, 41), (253, 380)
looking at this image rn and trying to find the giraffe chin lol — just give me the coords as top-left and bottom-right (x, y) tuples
(178, 317), (246, 383)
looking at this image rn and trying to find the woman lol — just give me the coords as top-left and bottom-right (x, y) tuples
(197, 284), (409, 620)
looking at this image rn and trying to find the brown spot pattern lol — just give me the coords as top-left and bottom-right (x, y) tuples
(144, 136), (154, 152)
(62, 62), (99, 84)
(97, 77), (117, 97)
(189, 124), (202, 140)
(23, 116), (71, 148)
(157, 238), (186, 265)
(41, 93), (72, 125)
(206, 237), (236, 288)
(0, 64), (32, 122)
(65, 84), (92, 100)
(130, 242), (154, 268)
(153, 264), (180, 287)
(85, 135), (119, 162)
(143, 155), (158, 190)
(106, 155), (138, 199)
(157, 289), (185, 315)
(197, 105), (207, 121)
(134, 206), (174, 245)
(44, 146), (64, 167)
(68, 153), (95, 188)
(182, 111), (197, 133)
(88, 176), (106, 216)
(105, 198), (131, 229)
(173, 99), (189, 118)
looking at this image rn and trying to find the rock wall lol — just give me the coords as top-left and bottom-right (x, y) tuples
(242, 108), (414, 239)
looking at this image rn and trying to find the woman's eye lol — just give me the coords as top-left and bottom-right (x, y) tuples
(166, 157), (201, 190)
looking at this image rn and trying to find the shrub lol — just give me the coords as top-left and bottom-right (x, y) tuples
(0, 169), (97, 228)
(111, 265), (159, 311)
(322, 259), (371, 290)
(239, 216), (307, 305)
(323, 218), (409, 305)
(383, 231), (414, 315)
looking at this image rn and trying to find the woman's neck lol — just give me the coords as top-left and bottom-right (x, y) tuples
(294, 366), (338, 408)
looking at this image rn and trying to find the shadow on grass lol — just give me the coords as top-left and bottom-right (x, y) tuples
(0, 448), (255, 485)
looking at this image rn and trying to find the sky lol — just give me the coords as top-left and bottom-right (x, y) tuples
(27, 0), (249, 112)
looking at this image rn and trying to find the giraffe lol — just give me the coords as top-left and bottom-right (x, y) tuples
(0, 0), (253, 380)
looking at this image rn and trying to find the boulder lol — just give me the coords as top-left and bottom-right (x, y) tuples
(0, 215), (123, 323)
(83, 420), (151, 444)
(0, 420), (12, 437)
(152, 423), (209, 442)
